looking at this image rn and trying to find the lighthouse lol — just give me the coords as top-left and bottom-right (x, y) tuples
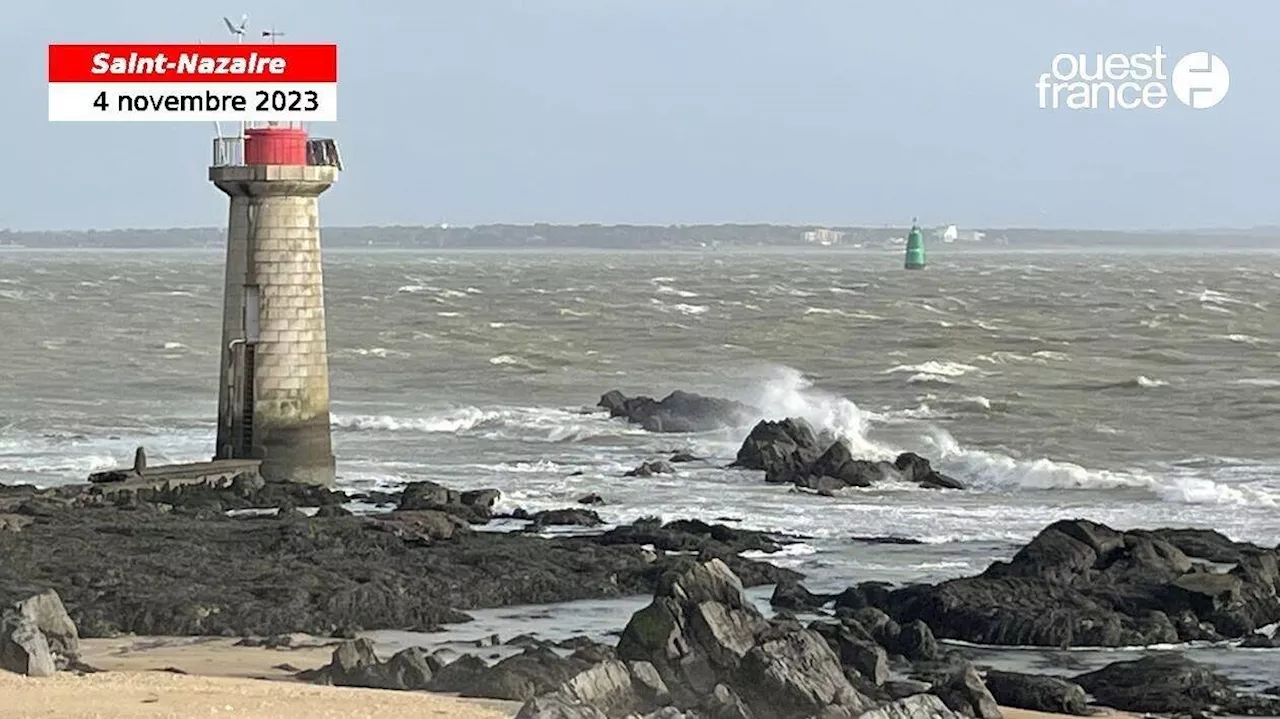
(210, 122), (343, 486)
(904, 219), (926, 270)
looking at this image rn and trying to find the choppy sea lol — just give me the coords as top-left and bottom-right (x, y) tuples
(2, 246), (1278, 691)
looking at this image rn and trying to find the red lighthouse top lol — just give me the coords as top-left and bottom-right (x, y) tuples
(212, 120), (342, 170)
(244, 126), (308, 165)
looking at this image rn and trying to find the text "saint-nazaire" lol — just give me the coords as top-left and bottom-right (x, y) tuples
(91, 52), (288, 76)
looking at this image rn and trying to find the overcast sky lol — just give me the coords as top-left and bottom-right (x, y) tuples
(3, 0), (1276, 231)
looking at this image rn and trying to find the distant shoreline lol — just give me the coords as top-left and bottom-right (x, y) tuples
(2, 223), (1279, 250)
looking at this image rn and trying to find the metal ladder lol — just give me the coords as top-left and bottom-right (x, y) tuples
(238, 345), (256, 457)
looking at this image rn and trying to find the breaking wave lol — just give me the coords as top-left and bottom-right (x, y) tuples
(331, 406), (646, 443)
(742, 366), (1272, 508)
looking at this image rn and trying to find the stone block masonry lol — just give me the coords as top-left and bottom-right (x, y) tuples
(210, 164), (338, 486)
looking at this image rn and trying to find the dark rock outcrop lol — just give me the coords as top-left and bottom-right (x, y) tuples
(856, 694), (960, 719)
(302, 638), (436, 691)
(0, 589), (78, 676)
(891, 453), (965, 491)
(0, 614), (54, 677)
(528, 508), (604, 529)
(1240, 632), (1279, 648)
(732, 418), (824, 483)
(982, 671), (1088, 716)
(810, 621), (890, 686)
(87, 474), (350, 515)
(515, 660), (674, 719)
(930, 665), (1001, 719)
(510, 560), (966, 717)
(397, 481), (500, 523)
(599, 390), (759, 433)
(613, 558), (874, 718)
(732, 419), (965, 491)
(11, 589), (79, 666)
(0, 491), (792, 639)
(458, 646), (595, 701)
(1073, 654), (1280, 716)
(863, 519), (1280, 647)
(770, 580), (831, 612)
(625, 461), (675, 478)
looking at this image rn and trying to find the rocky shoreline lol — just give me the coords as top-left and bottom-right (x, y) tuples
(2, 388), (1278, 718)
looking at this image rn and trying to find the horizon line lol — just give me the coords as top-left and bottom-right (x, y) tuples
(6, 222), (1280, 235)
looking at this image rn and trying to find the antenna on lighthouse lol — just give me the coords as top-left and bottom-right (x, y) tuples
(223, 14), (249, 37)
(221, 14), (249, 141)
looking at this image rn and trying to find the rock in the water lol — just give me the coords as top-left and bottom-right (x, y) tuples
(862, 518), (1280, 648)
(598, 390), (759, 433)
(397, 481), (500, 522)
(668, 452), (700, 464)
(1074, 654), (1280, 716)
(625, 461), (675, 478)
(0, 613), (55, 677)
(804, 442), (892, 489)
(982, 671), (1088, 716)
(529, 509), (604, 529)
(732, 420), (964, 491)
(732, 418), (825, 483)
(1240, 632), (1279, 648)
(850, 536), (925, 546)
(577, 493), (606, 506)
(931, 665), (1001, 719)
(892, 453), (965, 490)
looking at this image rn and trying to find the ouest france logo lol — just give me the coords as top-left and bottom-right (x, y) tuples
(1036, 46), (1229, 110)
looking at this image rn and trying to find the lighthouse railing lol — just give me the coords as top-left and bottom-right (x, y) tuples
(212, 136), (342, 169)
(212, 137), (245, 167)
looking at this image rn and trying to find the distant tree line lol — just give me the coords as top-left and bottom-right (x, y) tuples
(1, 224), (1276, 249)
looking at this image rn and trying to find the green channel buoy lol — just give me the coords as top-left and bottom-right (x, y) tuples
(904, 218), (926, 270)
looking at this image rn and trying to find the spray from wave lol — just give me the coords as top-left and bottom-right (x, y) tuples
(736, 366), (1274, 507)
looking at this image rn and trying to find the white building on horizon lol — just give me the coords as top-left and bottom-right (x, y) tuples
(803, 227), (846, 246)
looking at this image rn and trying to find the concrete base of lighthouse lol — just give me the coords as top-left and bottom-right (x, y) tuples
(211, 164), (338, 486)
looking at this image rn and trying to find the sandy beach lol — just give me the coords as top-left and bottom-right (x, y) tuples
(0, 636), (1139, 719)
(0, 636), (520, 719)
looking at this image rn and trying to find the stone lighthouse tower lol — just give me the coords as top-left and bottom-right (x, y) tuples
(210, 123), (342, 486)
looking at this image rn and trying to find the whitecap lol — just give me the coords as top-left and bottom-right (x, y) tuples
(656, 285), (700, 298)
(885, 361), (978, 378)
(1234, 378), (1280, 387)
